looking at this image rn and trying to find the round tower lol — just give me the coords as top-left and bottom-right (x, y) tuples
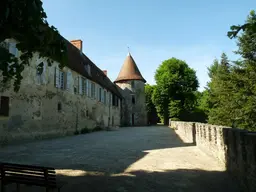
(114, 52), (147, 126)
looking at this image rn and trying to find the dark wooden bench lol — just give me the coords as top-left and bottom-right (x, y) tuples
(0, 162), (64, 192)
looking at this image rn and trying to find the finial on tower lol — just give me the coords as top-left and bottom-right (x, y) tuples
(127, 46), (131, 56)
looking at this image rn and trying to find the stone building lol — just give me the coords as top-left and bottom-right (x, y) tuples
(0, 38), (147, 145)
(114, 53), (147, 126)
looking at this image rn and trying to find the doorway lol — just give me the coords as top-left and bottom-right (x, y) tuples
(132, 113), (135, 126)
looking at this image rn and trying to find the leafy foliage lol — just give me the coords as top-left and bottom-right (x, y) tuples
(227, 10), (256, 40)
(0, 0), (68, 92)
(152, 58), (199, 124)
(199, 10), (256, 131)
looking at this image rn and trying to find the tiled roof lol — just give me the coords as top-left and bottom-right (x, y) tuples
(114, 53), (146, 83)
(65, 40), (123, 98)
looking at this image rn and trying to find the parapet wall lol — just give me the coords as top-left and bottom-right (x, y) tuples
(170, 120), (256, 192)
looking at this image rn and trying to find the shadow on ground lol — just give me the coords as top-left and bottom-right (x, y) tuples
(0, 126), (240, 192)
(1, 169), (239, 192)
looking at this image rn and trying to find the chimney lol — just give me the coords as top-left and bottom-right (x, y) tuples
(70, 40), (83, 52)
(103, 70), (107, 76)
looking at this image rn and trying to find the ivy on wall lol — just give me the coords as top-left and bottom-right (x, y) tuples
(0, 0), (68, 92)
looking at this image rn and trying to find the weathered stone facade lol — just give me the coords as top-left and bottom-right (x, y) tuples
(170, 121), (256, 192)
(117, 80), (147, 126)
(0, 39), (148, 145)
(0, 44), (122, 145)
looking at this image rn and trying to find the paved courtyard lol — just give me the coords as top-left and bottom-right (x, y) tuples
(0, 126), (239, 192)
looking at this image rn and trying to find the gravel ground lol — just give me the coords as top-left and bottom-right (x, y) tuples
(0, 126), (240, 192)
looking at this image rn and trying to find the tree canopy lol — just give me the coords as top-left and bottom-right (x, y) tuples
(152, 58), (198, 125)
(0, 0), (67, 92)
(194, 10), (256, 131)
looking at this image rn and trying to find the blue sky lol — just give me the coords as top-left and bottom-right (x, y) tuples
(43, 0), (255, 91)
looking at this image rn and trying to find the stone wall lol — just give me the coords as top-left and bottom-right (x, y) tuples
(170, 121), (196, 143)
(170, 120), (256, 192)
(0, 53), (121, 146)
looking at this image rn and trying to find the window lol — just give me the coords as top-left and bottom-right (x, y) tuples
(74, 77), (79, 94)
(57, 102), (62, 112)
(109, 92), (112, 106)
(55, 67), (65, 89)
(112, 94), (119, 107)
(86, 110), (89, 117)
(0, 96), (9, 116)
(91, 82), (96, 98)
(131, 81), (135, 89)
(86, 80), (90, 97)
(132, 95), (136, 104)
(99, 87), (102, 102)
(59, 71), (64, 89)
(104, 91), (107, 104)
(78, 77), (83, 94)
(83, 78), (86, 95)
(66, 71), (72, 91)
(78, 77), (88, 95)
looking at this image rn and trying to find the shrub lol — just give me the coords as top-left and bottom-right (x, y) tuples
(93, 126), (102, 132)
(80, 127), (90, 134)
(74, 130), (80, 135)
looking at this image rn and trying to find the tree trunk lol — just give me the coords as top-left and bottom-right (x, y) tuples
(164, 109), (169, 125)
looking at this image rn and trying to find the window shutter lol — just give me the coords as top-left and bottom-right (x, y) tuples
(42, 62), (46, 84)
(99, 87), (102, 102)
(83, 78), (86, 95)
(79, 77), (83, 95)
(87, 80), (90, 97)
(55, 67), (60, 88)
(66, 71), (72, 91)
(59, 71), (64, 89)
(90, 82), (93, 98)
(104, 91), (106, 104)
(106, 92), (108, 105)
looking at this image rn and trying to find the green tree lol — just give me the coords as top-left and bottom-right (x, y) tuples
(208, 53), (234, 126)
(145, 84), (158, 125)
(228, 10), (256, 40)
(152, 58), (198, 125)
(0, 0), (67, 92)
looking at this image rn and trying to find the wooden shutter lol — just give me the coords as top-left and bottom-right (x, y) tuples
(54, 67), (60, 88)
(66, 71), (72, 91)
(99, 87), (102, 102)
(0, 96), (9, 116)
(104, 91), (106, 104)
(88, 80), (91, 97)
(79, 77), (83, 95)
(59, 71), (64, 89)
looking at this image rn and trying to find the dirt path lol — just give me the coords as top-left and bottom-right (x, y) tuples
(0, 126), (240, 192)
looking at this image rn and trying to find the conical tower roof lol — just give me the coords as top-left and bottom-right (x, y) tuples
(114, 53), (146, 83)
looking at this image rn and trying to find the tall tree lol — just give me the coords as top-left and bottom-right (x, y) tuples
(152, 58), (198, 125)
(0, 0), (67, 92)
(208, 53), (234, 126)
(228, 10), (256, 40)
